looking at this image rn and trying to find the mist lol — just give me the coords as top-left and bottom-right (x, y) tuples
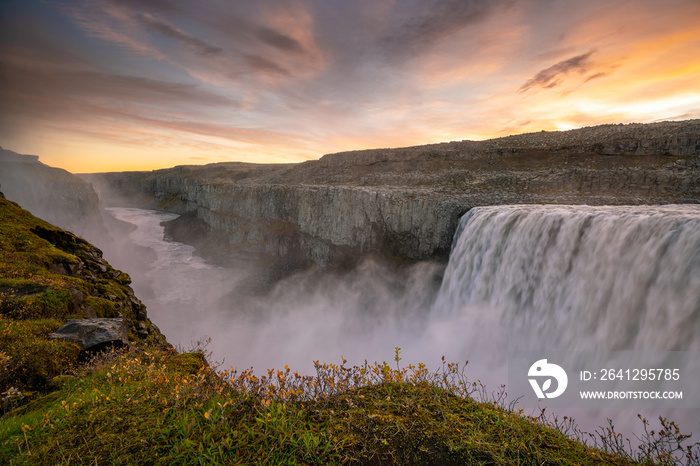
(102, 208), (460, 373)
(99, 206), (518, 408)
(96, 205), (699, 447)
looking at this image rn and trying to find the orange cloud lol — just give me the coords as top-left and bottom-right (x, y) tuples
(2, 0), (699, 172)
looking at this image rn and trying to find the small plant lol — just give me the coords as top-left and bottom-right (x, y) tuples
(1, 386), (24, 413)
(2, 339), (699, 465)
(582, 416), (700, 465)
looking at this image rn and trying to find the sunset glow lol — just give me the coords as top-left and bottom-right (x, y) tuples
(1, 0), (699, 173)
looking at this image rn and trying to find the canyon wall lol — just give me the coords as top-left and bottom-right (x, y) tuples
(0, 147), (105, 238)
(85, 120), (700, 268)
(92, 179), (466, 264)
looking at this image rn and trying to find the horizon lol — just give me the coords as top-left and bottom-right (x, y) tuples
(1, 0), (699, 173)
(3, 118), (696, 175)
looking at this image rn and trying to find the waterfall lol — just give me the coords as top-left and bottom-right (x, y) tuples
(433, 204), (700, 352)
(103, 204), (699, 439)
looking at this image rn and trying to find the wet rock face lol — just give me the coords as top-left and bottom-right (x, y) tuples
(162, 184), (463, 264)
(87, 120), (700, 269)
(49, 318), (128, 351)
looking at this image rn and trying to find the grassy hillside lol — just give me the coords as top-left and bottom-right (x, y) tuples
(0, 196), (168, 405)
(1, 196), (697, 465)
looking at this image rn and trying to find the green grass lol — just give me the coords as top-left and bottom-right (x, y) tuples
(0, 197), (169, 408)
(0, 318), (82, 402)
(0, 348), (635, 465)
(2, 346), (697, 465)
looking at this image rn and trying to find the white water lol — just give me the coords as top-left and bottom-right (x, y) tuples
(104, 204), (700, 443)
(105, 208), (247, 348)
(104, 207), (447, 369)
(435, 204), (700, 353)
(432, 204), (700, 444)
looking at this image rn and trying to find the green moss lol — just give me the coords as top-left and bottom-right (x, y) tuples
(0, 318), (82, 408)
(171, 351), (209, 375)
(324, 382), (625, 465)
(1, 287), (75, 320)
(3, 339), (696, 465)
(83, 296), (117, 317)
(94, 280), (126, 300)
(115, 272), (131, 285)
(33, 288), (73, 317)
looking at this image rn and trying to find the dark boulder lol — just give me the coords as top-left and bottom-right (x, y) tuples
(50, 317), (129, 351)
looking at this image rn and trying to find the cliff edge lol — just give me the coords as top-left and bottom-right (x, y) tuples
(0, 196), (169, 410)
(0, 147), (105, 239)
(85, 120), (700, 269)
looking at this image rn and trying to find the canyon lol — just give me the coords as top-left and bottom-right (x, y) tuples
(2, 120), (699, 459)
(0, 147), (104, 239)
(84, 120), (700, 271)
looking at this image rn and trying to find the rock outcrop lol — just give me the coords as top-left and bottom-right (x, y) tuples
(0, 197), (167, 347)
(1, 194), (171, 403)
(85, 120), (700, 269)
(50, 318), (129, 351)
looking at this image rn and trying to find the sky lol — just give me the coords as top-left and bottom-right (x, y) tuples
(1, 0), (699, 173)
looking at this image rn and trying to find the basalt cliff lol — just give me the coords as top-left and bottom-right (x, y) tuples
(85, 120), (700, 270)
(0, 147), (105, 239)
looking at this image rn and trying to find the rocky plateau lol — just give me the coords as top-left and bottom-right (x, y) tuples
(80, 120), (699, 270)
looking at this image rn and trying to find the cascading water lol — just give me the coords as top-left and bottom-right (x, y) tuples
(104, 204), (700, 369)
(431, 204), (700, 442)
(433, 204), (700, 352)
(103, 204), (699, 441)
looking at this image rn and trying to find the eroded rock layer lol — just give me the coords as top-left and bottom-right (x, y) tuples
(85, 120), (700, 268)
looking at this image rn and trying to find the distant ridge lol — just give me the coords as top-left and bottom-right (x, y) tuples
(86, 119), (700, 269)
(318, 119), (700, 167)
(0, 147), (105, 238)
(0, 146), (40, 163)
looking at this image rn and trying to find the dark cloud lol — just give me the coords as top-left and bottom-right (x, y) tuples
(0, 39), (301, 149)
(519, 51), (595, 93)
(256, 27), (305, 54)
(101, 73), (235, 103)
(106, 0), (179, 14)
(583, 71), (609, 83)
(382, 0), (515, 59)
(0, 43), (238, 117)
(138, 14), (223, 56)
(244, 54), (290, 76)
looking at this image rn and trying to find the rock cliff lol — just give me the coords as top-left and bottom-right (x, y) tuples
(0, 147), (105, 238)
(0, 200), (162, 342)
(85, 120), (700, 269)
